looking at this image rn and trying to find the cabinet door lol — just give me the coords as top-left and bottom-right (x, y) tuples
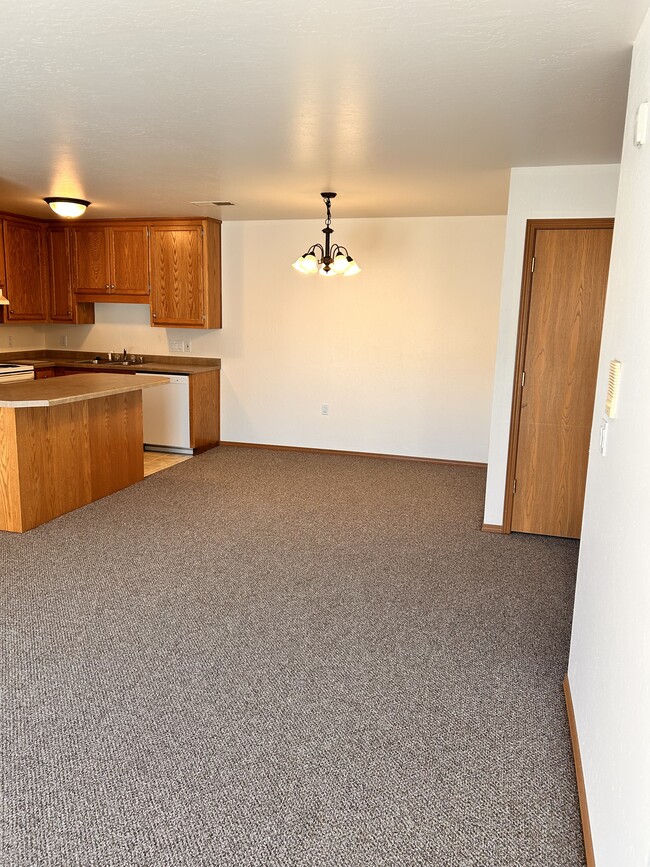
(3, 220), (48, 321)
(48, 227), (73, 321)
(150, 226), (205, 327)
(109, 226), (149, 296)
(71, 226), (109, 292)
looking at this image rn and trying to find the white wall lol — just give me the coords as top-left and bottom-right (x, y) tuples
(568, 11), (650, 866)
(38, 215), (506, 462)
(0, 325), (45, 352)
(218, 217), (505, 459)
(482, 165), (620, 526)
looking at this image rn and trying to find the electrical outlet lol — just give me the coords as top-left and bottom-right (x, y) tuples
(183, 340), (192, 352)
(7, 335), (13, 347)
(321, 403), (329, 416)
(59, 334), (68, 347)
(169, 339), (183, 352)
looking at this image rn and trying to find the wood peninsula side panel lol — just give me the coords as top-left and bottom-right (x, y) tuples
(0, 390), (144, 533)
(189, 369), (220, 451)
(88, 391), (143, 500)
(0, 402), (92, 532)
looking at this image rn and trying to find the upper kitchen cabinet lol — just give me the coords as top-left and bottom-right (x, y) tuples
(71, 223), (149, 303)
(47, 226), (94, 324)
(149, 219), (221, 329)
(0, 218), (48, 322)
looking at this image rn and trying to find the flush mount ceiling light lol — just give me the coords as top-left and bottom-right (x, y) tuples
(43, 196), (91, 218)
(292, 192), (361, 277)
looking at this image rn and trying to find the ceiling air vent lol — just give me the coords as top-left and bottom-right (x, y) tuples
(191, 201), (236, 207)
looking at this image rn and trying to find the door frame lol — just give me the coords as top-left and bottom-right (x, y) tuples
(502, 217), (614, 534)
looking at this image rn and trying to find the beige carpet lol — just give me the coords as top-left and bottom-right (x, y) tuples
(1, 446), (584, 866)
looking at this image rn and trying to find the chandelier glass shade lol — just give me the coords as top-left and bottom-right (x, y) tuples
(292, 192), (361, 277)
(44, 197), (91, 218)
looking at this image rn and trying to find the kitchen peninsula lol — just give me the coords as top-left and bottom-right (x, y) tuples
(0, 373), (168, 533)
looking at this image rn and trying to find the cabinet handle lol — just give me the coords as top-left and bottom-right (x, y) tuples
(152, 312), (156, 318)
(105, 284), (109, 289)
(110, 284), (115, 289)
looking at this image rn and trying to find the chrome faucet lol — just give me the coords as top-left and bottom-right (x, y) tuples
(123, 348), (128, 362)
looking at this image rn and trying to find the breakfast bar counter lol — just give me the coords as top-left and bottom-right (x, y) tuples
(0, 374), (168, 532)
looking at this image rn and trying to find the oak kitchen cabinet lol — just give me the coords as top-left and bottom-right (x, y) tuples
(71, 223), (149, 303)
(0, 218), (48, 323)
(0, 210), (222, 329)
(47, 227), (95, 324)
(149, 220), (221, 329)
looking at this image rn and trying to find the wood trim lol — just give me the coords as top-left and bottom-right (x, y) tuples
(75, 293), (150, 305)
(502, 218), (615, 534)
(481, 523), (504, 533)
(220, 441), (487, 467)
(563, 675), (596, 867)
(0, 210), (222, 227)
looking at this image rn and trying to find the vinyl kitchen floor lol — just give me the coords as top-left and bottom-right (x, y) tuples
(143, 451), (191, 477)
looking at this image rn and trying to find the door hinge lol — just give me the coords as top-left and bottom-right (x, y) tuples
(513, 478), (517, 494)
(521, 370), (526, 387)
(531, 256), (536, 273)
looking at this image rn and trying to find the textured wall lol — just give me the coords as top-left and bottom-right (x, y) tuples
(482, 164), (620, 527)
(568, 9), (650, 866)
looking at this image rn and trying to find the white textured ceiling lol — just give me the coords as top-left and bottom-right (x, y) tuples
(0, 0), (647, 221)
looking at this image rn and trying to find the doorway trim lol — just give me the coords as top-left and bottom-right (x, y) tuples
(502, 217), (614, 534)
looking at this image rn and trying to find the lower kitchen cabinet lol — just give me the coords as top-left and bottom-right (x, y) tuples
(34, 368), (56, 379)
(188, 370), (220, 450)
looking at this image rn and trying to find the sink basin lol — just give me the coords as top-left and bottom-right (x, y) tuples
(105, 360), (143, 367)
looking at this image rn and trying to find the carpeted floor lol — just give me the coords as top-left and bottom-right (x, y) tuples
(1, 446), (584, 866)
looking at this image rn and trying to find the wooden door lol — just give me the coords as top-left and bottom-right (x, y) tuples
(2, 219), (48, 321)
(109, 226), (149, 296)
(71, 226), (109, 292)
(149, 225), (205, 327)
(509, 222), (613, 538)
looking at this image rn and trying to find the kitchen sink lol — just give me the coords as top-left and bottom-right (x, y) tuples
(105, 360), (144, 367)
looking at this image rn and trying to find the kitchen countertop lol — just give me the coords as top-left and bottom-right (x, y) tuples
(0, 351), (220, 375)
(0, 373), (169, 408)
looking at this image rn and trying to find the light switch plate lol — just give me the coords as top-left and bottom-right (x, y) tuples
(599, 418), (609, 456)
(635, 102), (648, 147)
(169, 339), (183, 352)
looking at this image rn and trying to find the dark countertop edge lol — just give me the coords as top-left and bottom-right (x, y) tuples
(0, 349), (220, 375)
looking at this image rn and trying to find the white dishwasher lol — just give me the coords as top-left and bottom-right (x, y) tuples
(135, 373), (191, 454)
